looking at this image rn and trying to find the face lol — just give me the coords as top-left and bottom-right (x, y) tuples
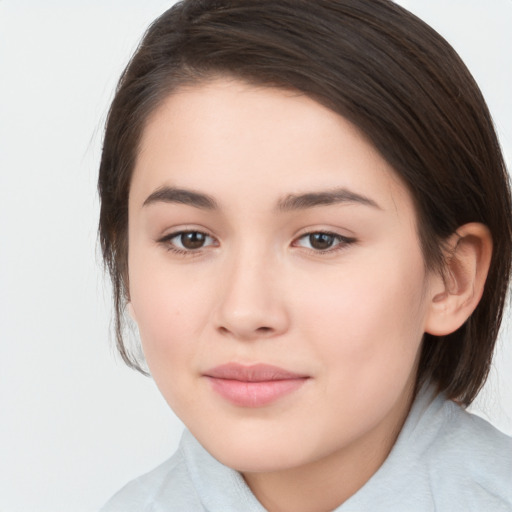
(128, 79), (438, 476)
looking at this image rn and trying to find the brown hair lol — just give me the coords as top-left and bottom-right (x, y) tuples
(98, 0), (512, 405)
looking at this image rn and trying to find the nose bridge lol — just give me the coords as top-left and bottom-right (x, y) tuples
(215, 240), (288, 339)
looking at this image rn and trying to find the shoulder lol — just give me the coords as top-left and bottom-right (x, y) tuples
(100, 445), (204, 512)
(422, 398), (512, 510)
(100, 429), (264, 512)
(345, 389), (512, 512)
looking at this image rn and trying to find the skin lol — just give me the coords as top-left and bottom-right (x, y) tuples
(127, 79), (482, 511)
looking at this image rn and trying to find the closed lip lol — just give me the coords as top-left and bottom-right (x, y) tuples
(203, 363), (310, 407)
(203, 363), (309, 382)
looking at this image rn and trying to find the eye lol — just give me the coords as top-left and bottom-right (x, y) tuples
(294, 231), (355, 252)
(160, 230), (217, 252)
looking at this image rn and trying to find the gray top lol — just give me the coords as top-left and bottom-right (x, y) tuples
(101, 386), (512, 511)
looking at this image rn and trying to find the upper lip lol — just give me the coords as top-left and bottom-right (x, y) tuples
(203, 363), (308, 382)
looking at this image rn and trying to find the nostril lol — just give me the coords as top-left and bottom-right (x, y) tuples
(256, 326), (273, 334)
(216, 324), (275, 339)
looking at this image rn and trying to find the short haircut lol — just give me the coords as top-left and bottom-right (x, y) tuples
(98, 0), (512, 406)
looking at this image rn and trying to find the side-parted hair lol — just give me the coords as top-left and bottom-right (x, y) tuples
(98, 0), (512, 405)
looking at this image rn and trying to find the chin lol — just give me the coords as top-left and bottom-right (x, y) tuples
(213, 443), (304, 474)
(191, 420), (318, 473)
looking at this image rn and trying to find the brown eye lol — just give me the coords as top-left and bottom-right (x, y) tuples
(308, 233), (335, 250)
(294, 231), (355, 253)
(163, 230), (216, 252)
(180, 231), (207, 249)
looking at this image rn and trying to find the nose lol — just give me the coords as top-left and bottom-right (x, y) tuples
(213, 249), (290, 341)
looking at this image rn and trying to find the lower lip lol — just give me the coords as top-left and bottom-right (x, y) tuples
(206, 377), (308, 407)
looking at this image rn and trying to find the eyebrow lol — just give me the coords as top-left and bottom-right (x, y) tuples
(143, 186), (218, 210)
(142, 185), (380, 212)
(277, 188), (381, 211)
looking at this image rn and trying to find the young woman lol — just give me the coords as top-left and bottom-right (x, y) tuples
(99, 1), (512, 510)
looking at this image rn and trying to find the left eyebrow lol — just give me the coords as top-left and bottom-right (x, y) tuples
(277, 188), (381, 211)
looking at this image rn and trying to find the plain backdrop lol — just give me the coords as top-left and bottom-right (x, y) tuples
(0, 1), (511, 511)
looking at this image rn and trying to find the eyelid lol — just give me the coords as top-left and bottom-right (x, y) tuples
(157, 228), (218, 254)
(155, 226), (355, 256)
(292, 230), (356, 253)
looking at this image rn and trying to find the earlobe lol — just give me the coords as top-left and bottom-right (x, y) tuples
(425, 223), (492, 336)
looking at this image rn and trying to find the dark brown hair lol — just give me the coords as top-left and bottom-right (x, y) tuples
(98, 0), (512, 405)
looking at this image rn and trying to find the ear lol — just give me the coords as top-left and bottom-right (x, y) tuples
(425, 223), (492, 336)
(126, 302), (138, 323)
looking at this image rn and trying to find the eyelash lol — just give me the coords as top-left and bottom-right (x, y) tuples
(158, 230), (217, 256)
(292, 231), (356, 254)
(158, 230), (356, 256)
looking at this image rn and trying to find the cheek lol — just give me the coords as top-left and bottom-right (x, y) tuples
(128, 263), (215, 417)
(294, 248), (428, 383)
(128, 250), (213, 370)
(289, 254), (428, 444)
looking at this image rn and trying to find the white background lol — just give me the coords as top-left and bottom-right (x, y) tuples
(0, 1), (510, 511)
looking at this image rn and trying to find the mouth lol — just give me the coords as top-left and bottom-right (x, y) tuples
(203, 363), (310, 407)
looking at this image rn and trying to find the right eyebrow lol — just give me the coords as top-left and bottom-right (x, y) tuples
(142, 186), (218, 210)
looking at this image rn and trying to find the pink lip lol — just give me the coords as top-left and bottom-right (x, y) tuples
(203, 363), (309, 407)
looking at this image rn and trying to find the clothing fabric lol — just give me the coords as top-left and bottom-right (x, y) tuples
(101, 386), (512, 511)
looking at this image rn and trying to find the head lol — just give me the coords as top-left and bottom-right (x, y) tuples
(99, 0), (511, 429)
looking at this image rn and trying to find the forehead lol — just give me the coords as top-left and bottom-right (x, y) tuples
(131, 79), (414, 219)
